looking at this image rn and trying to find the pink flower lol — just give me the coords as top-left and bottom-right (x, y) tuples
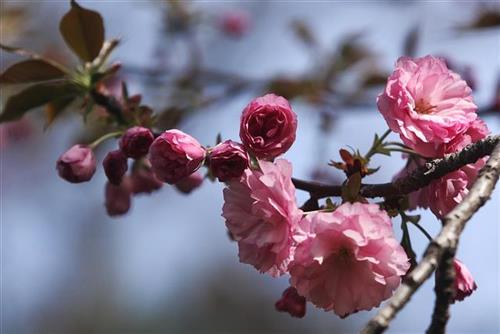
(209, 140), (249, 182)
(56, 145), (96, 183)
(219, 10), (250, 38)
(377, 55), (477, 157)
(240, 94), (297, 160)
(103, 150), (128, 185)
(275, 286), (306, 318)
(119, 126), (154, 159)
(221, 159), (303, 277)
(288, 203), (409, 318)
(175, 171), (204, 194)
(453, 259), (477, 302)
(149, 130), (206, 184)
(415, 118), (489, 158)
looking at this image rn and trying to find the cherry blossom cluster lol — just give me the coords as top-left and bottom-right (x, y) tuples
(381, 56), (490, 218)
(54, 55), (482, 319)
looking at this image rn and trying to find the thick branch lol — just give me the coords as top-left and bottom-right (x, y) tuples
(361, 142), (500, 334)
(292, 135), (499, 199)
(426, 249), (455, 334)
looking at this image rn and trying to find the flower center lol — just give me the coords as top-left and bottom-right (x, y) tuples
(415, 98), (436, 114)
(336, 246), (353, 264)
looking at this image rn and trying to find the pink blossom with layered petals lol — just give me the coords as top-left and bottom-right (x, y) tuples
(453, 259), (477, 302)
(221, 159), (303, 277)
(377, 55), (477, 157)
(240, 94), (297, 160)
(288, 203), (409, 318)
(149, 130), (206, 184)
(119, 126), (154, 159)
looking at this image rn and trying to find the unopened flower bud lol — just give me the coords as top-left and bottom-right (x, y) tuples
(119, 126), (154, 159)
(103, 150), (128, 185)
(105, 180), (131, 217)
(131, 167), (163, 194)
(453, 259), (477, 302)
(275, 287), (306, 318)
(149, 129), (206, 184)
(175, 172), (204, 194)
(56, 144), (96, 183)
(209, 140), (248, 182)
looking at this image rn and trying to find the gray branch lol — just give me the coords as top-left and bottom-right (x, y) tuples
(360, 141), (500, 334)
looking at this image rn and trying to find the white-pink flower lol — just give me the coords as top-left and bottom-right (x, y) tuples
(288, 203), (409, 318)
(377, 55), (477, 157)
(221, 159), (303, 277)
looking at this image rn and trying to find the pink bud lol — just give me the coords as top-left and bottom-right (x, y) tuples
(130, 168), (163, 194)
(453, 259), (477, 302)
(103, 150), (128, 185)
(119, 126), (154, 159)
(240, 94), (297, 160)
(209, 140), (248, 182)
(105, 180), (131, 217)
(56, 144), (96, 183)
(275, 287), (306, 318)
(149, 129), (206, 184)
(219, 10), (250, 38)
(175, 172), (204, 194)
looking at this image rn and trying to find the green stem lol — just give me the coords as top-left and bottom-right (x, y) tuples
(365, 129), (392, 160)
(89, 131), (123, 149)
(385, 147), (421, 156)
(409, 221), (433, 241)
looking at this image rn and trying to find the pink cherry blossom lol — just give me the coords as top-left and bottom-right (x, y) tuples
(240, 94), (297, 160)
(56, 144), (96, 183)
(275, 286), (306, 318)
(453, 258), (477, 302)
(149, 130), (206, 184)
(377, 55), (477, 157)
(221, 159), (303, 277)
(288, 203), (409, 318)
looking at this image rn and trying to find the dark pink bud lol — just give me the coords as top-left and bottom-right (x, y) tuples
(130, 168), (163, 194)
(453, 259), (477, 302)
(119, 126), (154, 159)
(209, 140), (248, 182)
(219, 10), (250, 38)
(240, 94), (297, 160)
(56, 144), (96, 183)
(275, 287), (306, 318)
(103, 150), (128, 185)
(149, 129), (206, 184)
(175, 172), (204, 194)
(105, 180), (131, 217)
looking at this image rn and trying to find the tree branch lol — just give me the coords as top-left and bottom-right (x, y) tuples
(292, 135), (499, 199)
(360, 141), (500, 334)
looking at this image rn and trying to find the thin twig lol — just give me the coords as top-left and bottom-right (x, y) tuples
(90, 89), (127, 125)
(360, 142), (500, 334)
(292, 135), (499, 199)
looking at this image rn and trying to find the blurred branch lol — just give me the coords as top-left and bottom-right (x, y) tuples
(361, 142), (500, 334)
(292, 135), (499, 198)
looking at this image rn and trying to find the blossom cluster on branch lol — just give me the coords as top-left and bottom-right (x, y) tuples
(1, 1), (498, 331)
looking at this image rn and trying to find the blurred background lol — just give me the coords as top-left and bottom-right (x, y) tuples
(1, 1), (499, 333)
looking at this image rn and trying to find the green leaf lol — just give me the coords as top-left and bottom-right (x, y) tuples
(59, 0), (104, 62)
(341, 172), (362, 203)
(0, 82), (80, 122)
(0, 59), (67, 84)
(44, 96), (76, 128)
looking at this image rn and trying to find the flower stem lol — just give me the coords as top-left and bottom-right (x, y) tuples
(89, 131), (123, 149)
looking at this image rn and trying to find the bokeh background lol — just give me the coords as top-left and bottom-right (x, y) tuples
(2, 1), (499, 333)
